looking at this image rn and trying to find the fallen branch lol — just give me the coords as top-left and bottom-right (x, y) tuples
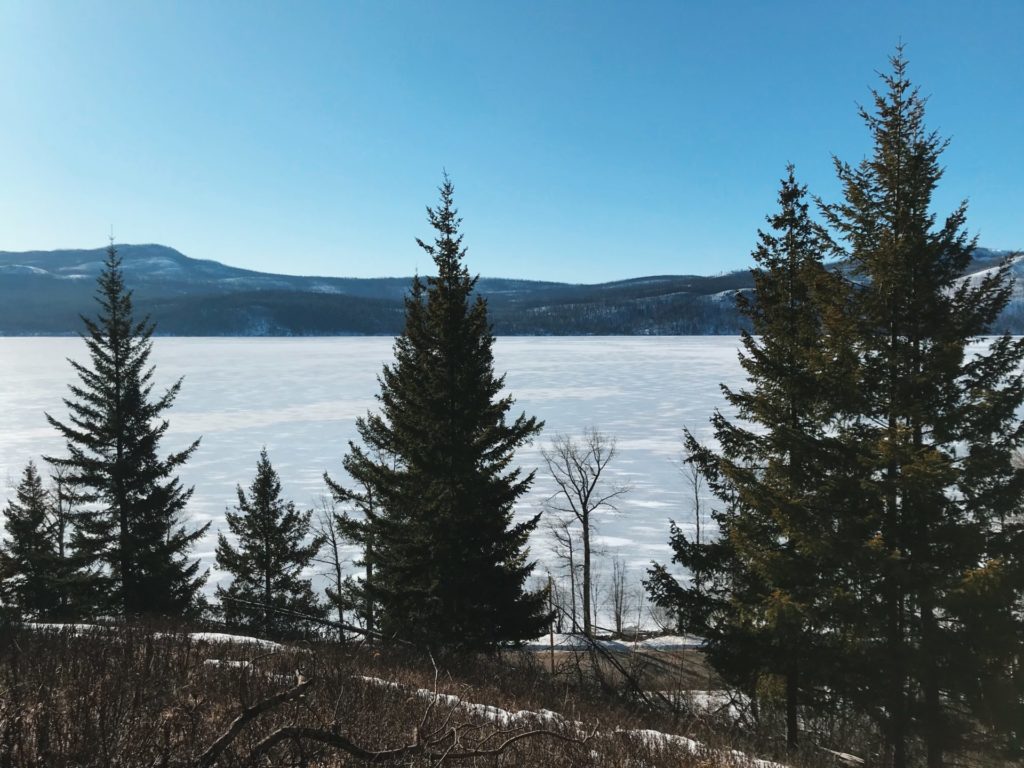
(193, 670), (590, 766)
(195, 673), (312, 768)
(248, 722), (590, 764)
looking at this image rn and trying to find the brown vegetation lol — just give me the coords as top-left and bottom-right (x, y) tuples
(0, 622), (829, 768)
(7, 622), (1012, 767)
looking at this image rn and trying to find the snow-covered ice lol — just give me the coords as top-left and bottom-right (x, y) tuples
(0, 336), (746, 597)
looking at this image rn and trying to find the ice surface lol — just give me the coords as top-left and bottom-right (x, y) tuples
(0, 336), (746, 600)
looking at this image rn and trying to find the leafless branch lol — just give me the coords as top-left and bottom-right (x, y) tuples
(195, 673), (313, 768)
(247, 723), (590, 764)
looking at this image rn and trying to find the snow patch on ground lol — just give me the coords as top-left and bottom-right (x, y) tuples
(358, 675), (788, 767)
(23, 623), (283, 650)
(523, 633), (631, 651)
(24, 622), (108, 634)
(522, 632), (703, 652)
(637, 634), (704, 650)
(186, 632), (283, 649)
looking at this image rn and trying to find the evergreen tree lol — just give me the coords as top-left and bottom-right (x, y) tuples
(652, 52), (1024, 764)
(0, 463), (60, 618)
(0, 462), (87, 620)
(339, 175), (549, 652)
(818, 50), (1024, 767)
(647, 168), (843, 747)
(46, 465), (88, 617)
(46, 242), (208, 617)
(216, 448), (326, 639)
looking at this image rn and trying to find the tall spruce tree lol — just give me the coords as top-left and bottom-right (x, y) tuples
(216, 448), (325, 639)
(337, 175), (549, 652)
(817, 50), (1024, 767)
(647, 168), (843, 748)
(46, 243), (208, 617)
(0, 462), (66, 619)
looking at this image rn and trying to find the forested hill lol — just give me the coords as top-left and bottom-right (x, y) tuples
(0, 244), (1020, 335)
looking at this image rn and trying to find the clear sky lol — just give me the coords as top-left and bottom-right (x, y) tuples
(0, 1), (1020, 282)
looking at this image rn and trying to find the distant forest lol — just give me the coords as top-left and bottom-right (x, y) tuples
(2, 243), (1019, 336)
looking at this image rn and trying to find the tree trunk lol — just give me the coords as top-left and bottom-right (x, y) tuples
(581, 510), (591, 637)
(364, 540), (375, 641)
(264, 545), (272, 638)
(786, 666), (799, 749)
(888, 589), (907, 768)
(567, 538), (578, 632)
(922, 599), (942, 768)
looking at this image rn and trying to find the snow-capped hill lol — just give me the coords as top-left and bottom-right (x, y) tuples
(0, 244), (1018, 336)
(953, 249), (1023, 294)
(0, 264), (50, 276)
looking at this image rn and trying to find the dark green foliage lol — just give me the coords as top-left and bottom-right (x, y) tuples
(647, 168), (841, 747)
(45, 243), (209, 617)
(216, 448), (326, 639)
(338, 175), (550, 652)
(649, 51), (1024, 765)
(0, 463), (71, 619)
(0, 244), (755, 336)
(817, 51), (1024, 766)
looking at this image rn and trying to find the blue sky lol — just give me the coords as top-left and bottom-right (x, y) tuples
(0, 1), (1020, 282)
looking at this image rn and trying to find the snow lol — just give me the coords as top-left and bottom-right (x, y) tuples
(24, 622), (108, 634)
(185, 632), (283, 649)
(0, 336), (747, 610)
(523, 633), (631, 651)
(309, 283), (344, 294)
(522, 632), (703, 652)
(637, 634), (704, 650)
(203, 658), (252, 670)
(820, 747), (866, 767)
(0, 264), (50, 275)
(358, 674), (788, 767)
(22, 623), (282, 650)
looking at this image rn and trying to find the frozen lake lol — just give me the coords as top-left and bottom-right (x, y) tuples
(0, 336), (745, 599)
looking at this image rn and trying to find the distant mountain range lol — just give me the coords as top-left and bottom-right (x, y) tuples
(0, 244), (1020, 336)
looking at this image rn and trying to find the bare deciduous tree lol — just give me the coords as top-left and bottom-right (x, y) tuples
(609, 555), (633, 637)
(545, 516), (580, 631)
(542, 428), (630, 637)
(324, 464), (384, 639)
(312, 495), (348, 640)
(682, 450), (707, 634)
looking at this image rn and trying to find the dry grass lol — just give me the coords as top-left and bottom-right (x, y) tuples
(0, 622), (892, 767)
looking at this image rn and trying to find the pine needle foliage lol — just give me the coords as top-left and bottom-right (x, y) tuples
(338, 175), (549, 653)
(649, 50), (1024, 765)
(0, 462), (79, 619)
(818, 49), (1024, 766)
(45, 243), (208, 618)
(216, 448), (326, 639)
(648, 167), (843, 748)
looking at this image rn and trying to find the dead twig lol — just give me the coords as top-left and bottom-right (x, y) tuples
(194, 673), (312, 768)
(247, 723), (591, 764)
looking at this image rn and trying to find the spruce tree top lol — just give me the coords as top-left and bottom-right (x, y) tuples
(216, 448), (325, 639)
(342, 175), (549, 652)
(45, 243), (207, 617)
(0, 462), (61, 619)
